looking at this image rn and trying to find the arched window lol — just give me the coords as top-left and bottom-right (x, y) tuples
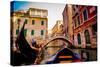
(77, 33), (81, 45)
(83, 9), (88, 21)
(84, 30), (90, 44)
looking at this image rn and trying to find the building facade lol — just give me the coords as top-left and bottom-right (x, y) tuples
(72, 5), (97, 48)
(63, 5), (97, 48)
(52, 20), (63, 37)
(62, 4), (97, 61)
(11, 8), (48, 49)
(62, 5), (73, 44)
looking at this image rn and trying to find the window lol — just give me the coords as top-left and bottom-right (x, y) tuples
(83, 9), (88, 21)
(84, 30), (90, 44)
(24, 19), (28, 24)
(17, 19), (20, 24)
(77, 16), (80, 26)
(67, 27), (68, 33)
(73, 35), (74, 44)
(31, 30), (34, 35)
(76, 5), (78, 8)
(24, 29), (27, 36)
(73, 6), (75, 11)
(41, 21), (44, 25)
(77, 33), (81, 44)
(92, 23), (97, 35)
(16, 29), (19, 35)
(41, 30), (44, 35)
(32, 20), (35, 25)
(73, 8), (75, 11)
(74, 19), (77, 27)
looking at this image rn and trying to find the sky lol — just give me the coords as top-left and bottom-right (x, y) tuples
(11, 1), (66, 30)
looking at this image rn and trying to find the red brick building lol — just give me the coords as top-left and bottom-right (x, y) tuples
(72, 5), (97, 48)
(62, 4), (97, 61)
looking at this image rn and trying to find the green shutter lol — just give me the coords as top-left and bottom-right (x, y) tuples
(24, 29), (27, 36)
(16, 29), (19, 35)
(41, 30), (44, 35)
(31, 30), (34, 35)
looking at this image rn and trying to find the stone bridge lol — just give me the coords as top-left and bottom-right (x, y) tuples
(43, 36), (72, 48)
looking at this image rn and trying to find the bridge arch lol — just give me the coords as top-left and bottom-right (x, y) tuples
(43, 36), (72, 48)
